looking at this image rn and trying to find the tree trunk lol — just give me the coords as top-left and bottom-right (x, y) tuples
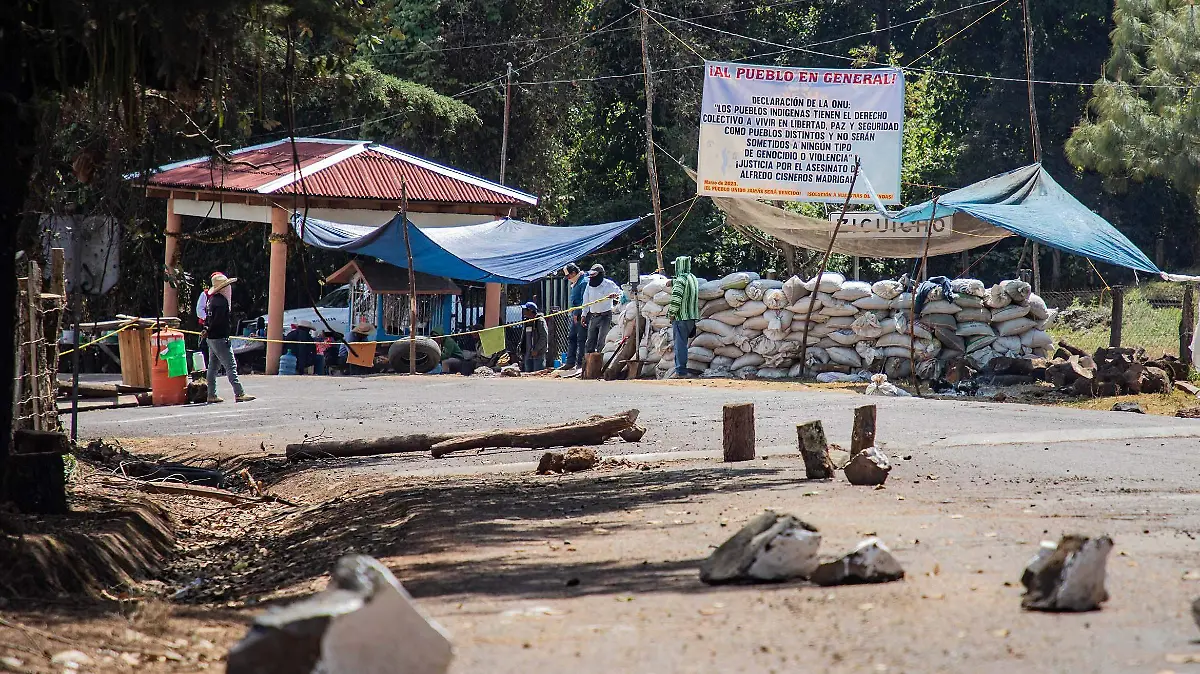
(722, 403), (755, 462)
(850, 405), (876, 457)
(797, 420), (834, 480)
(430, 409), (640, 458)
(287, 433), (461, 461)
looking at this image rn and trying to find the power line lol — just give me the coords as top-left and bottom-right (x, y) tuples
(904, 0), (1011, 67)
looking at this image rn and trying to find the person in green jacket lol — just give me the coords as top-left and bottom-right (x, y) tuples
(667, 255), (699, 377)
(432, 327), (469, 375)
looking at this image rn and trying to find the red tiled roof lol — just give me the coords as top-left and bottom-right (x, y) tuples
(140, 138), (537, 207)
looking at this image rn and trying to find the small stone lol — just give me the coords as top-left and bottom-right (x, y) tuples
(1020, 535), (1113, 612)
(536, 452), (564, 474)
(844, 446), (892, 486)
(0, 656), (25, 670)
(810, 538), (905, 586)
(51, 651), (94, 667)
(1111, 402), (1146, 414)
(562, 447), (599, 472)
(700, 511), (821, 584)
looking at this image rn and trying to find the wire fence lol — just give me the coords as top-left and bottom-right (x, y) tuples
(1043, 284), (1189, 359)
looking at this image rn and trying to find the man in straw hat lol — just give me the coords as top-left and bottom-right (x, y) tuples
(204, 272), (254, 403)
(338, 322), (376, 375)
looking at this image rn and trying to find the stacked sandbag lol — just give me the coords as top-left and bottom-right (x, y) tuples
(598, 270), (1057, 383)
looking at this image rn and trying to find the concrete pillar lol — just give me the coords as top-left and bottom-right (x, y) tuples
(484, 282), (503, 328)
(163, 197), (182, 317)
(266, 207), (289, 375)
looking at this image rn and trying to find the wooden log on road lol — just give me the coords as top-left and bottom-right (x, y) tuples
(850, 405), (876, 458)
(797, 420), (834, 480)
(287, 433), (461, 461)
(722, 403), (755, 462)
(56, 379), (150, 398)
(430, 409), (640, 458)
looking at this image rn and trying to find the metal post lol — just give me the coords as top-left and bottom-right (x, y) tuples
(401, 179), (417, 375)
(500, 62), (513, 185)
(853, 256), (860, 281)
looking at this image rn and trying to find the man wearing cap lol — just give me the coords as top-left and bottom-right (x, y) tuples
(561, 263), (588, 370)
(582, 264), (621, 355)
(204, 272), (254, 403)
(520, 302), (549, 372)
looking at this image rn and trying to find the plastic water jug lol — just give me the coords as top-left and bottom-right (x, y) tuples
(191, 351), (206, 372)
(278, 352), (298, 375)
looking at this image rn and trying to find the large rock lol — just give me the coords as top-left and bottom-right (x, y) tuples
(227, 555), (453, 674)
(1020, 534), (1113, 612)
(809, 538), (905, 586)
(562, 447), (599, 472)
(843, 446), (891, 486)
(700, 511), (821, 584)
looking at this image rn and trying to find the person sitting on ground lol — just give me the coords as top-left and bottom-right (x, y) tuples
(339, 322), (375, 375)
(314, 332), (335, 374)
(582, 264), (621, 356)
(432, 327), (473, 375)
(284, 320), (317, 374)
(203, 272), (255, 403)
(521, 301), (549, 372)
(668, 255), (700, 378)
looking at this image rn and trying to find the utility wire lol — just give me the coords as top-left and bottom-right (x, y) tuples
(904, 0), (1011, 67)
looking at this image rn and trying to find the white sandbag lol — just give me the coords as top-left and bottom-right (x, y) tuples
(691, 332), (724, 350)
(641, 300), (666, 318)
(731, 353), (765, 370)
(724, 288), (748, 308)
(876, 332), (911, 349)
(732, 366), (758, 379)
(889, 292), (914, 310)
(745, 279), (784, 301)
(965, 334), (997, 353)
(698, 279), (726, 300)
(908, 320), (934, 340)
(756, 367), (790, 379)
(833, 281), (872, 301)
(1021, 329), (1054, 348)
(853, 294), (893, 311)
(622, 301), (639, 319)
(701, 297), (731, 318)
(788, 362), (805, 378)
(688, 346), (715, 363)
(828, 329), (862, 346)
(971, 347), (999, 368)
(763, 328), (790, 343)
(714, 345), (745, 359)
(881, 345), (913, 359)
(764, 309), (794, 329)
(652, 290), (672, 306)
(782, 276), (809, 304)
(851, 312), (884, 339)
(719, 272), (759, 290)
(953, 294), (984, 309)
(697, 318), (737, 339)
(651, 316), (670, 329)
(805, 346), (830, 365)
(806, 323), (836, 338)
(877, 316), (901, 335)
(742, 315), (769, 331)
(751, 337), (782, 356)
(996, 317), (1037, 336)
(872, 280), (904, 300)
(825, 315), (856, 328)
(955, 321), (994, 337)
(786, 331), (821, 346)
(865, 373), (911, 396)
(932, 324), (966, 352)
(710, 355), (735, 370)
(1002, 279), (1033, 303)
(763, 288), (789, 310)
(1026, 293), (1050, 320)
(938, 349), (964, 362)
(892, 310), (909, 335)
(818, 299), (858, 317)
(915, 357), (941, 381)
(1036, 308), (1059, 330)
(915, 338), (942, 358)
(950, 278), (986, 297)
(709, 309), (747, 327)
(804, 271), (845, 293)
(826, 346), (863, 368)
(734, 300), (768, 318)
(956, 307), (991, 323)
(733, 332), (761, 352)
(605, 324), (622, 343)
(993, 335), (1022, 354)
(920, 300), (961, 315)
(984, 285), (1012, 309)
(815, 337), (840, 349)
(990, 304), (1030, 323)
(856, 340), (880, 366)
(685, 359), (707, 372)
(790, 295), (823, 315)
(640, 276), (669, 297)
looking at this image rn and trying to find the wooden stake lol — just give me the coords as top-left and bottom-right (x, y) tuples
(796, 420), (834, 480)
(25, 263), (41, 431)
(722, 403), (755, 462)
(639, 1), (664, 272)
(850, 405), (877, 457)
(400, 179), (416, 375)
(797, 158), (860, 376)
(582, 352), (604, 380)
(909, 197), (938, 396)
(1181, 283), (1195, 362)
(1110, 286), (1124, 348)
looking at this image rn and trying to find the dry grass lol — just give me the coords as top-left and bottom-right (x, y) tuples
(1060, 389), (1198, 416)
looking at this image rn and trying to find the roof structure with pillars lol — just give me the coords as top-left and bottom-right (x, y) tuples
(140, 137), (536, 374)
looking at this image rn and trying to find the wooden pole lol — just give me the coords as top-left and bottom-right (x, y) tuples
(25, 264), (41, 431)
(722, 403), (755, 462)
(850, 405), (877, 457)
(1181, 283), (1195, 363)
(639, 1), (664, 272)
(400, 179), (416, 375)
(69, 226), (83, 440)
(909, 197), (939, 396)
(1031, 242), (1042, 295)
(1110, 286), (1124, 348)
(163, 198), (182, 317)
(796, 420), (834, 480)
(266, 207), (289, 375)
(500, 62), (513, 185)
(798, 158), (860, 376)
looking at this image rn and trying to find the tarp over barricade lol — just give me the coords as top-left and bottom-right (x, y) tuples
(294, 214), (640, 284)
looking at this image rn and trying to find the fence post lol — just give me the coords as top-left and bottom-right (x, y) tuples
(1109, 286), (1124, 348)
(1181, 283), (1196, 363)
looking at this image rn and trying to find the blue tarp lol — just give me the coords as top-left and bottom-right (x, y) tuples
(887, 164), (1161, 274)
(294, 214), (641, 284)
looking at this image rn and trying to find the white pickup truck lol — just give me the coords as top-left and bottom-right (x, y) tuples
(258, 285), (353, 338)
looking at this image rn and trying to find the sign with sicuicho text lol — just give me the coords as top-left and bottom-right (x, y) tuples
(697, 62), (904, 204)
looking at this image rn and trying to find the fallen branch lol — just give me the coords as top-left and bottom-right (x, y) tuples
(130, 480), (297, 507)
(56, 380), (150, 397)
(430, 409), (640, 458)
(286, 433), (461, 462)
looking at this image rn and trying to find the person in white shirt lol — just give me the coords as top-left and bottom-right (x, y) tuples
(581, 263), (621, 354)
